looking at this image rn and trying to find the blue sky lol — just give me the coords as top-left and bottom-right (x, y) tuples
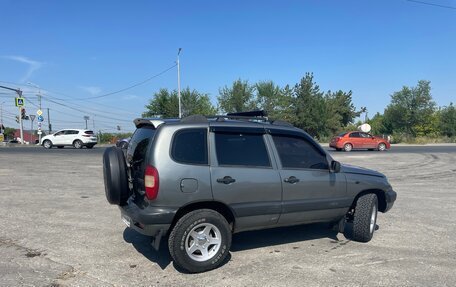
(1, 0), (455, 132)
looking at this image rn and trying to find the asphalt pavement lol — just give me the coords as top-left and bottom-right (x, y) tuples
(0, 144), (455, 286)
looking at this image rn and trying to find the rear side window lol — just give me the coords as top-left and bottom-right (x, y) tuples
(273, 135), (328, 170)
(215, 132), (271, 167)
(349, 132), (360, 138)
(171, 129), (208, 165)
(126, 127), (156, 164)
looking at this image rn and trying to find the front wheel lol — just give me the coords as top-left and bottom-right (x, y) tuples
(378, 143), (387, 151)
(73, 140), (83, 149)
(168, 209), (232, 273)
(43, 140), (52, 149)
(352, 193), (378, 242)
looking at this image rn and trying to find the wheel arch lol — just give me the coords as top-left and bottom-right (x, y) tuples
(350, 189), (387, 213)
(169, 201), (236, 235)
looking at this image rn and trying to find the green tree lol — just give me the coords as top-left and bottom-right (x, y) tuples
(218, 79), (256, 113)
(324, 90), (358, 135)
(383, 80), (436, 137)
(256, 81), (295, 121)
(143, 88), (177, 117)
(143, 88), (216, 118)
(439, 103), (456, 137)
(293, 73), (328, 138)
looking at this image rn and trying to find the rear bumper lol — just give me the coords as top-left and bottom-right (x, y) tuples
(119, 198), (176, 236)
(384, 189), (397, 212)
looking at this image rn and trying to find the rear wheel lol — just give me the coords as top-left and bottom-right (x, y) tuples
(73, 140), (83, 149)
(343, 143), (353, 152)
(378, 143), (387, 151)
(43, 140), (52, 149)
(352, 193), (378, 242)
(168, 209), (231, 273)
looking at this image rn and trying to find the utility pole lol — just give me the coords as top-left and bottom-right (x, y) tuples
(84, 116), (89, 129)
(0, 101), (4, 134)
(47, 108), (51, 133)
(177, 48), (182, 118)
(29, 115), (36, 144)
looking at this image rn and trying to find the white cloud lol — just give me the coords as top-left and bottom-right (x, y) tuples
(80, 86), (102, 96)
(3, 55), (43, 83)
(122, 94), (139, 100)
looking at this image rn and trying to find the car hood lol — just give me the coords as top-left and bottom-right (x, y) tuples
(341, 164), (385, 178)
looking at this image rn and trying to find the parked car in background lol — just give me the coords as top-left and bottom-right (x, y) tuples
(330, 131), (390, 152)
(40, 129), (98, 149)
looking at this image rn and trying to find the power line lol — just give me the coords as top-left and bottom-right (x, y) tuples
(406, 0), (456, 10)
(72, 64), (177, 100)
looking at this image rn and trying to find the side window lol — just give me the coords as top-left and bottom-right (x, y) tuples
(65, 130), (78, 135)
(215, 132), (271, 167)
(349, 132), (360, 138)
(171, 129), (208, 165)
(272, 135), (328, 170)
(54, 131), (64, 136)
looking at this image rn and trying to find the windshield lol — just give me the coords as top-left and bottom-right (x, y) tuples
(126, 126), (157, 164)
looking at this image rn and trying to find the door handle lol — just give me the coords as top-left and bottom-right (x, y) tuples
(217, 176), (236, 184)
(284, 176), (299, 184)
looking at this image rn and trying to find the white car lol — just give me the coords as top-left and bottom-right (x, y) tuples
(41, 129), (98, 149)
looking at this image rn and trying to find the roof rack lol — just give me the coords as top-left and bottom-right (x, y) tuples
(178, 110), (294, 127)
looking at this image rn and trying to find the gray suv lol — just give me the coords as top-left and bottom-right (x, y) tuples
(103, 111), (396, 273)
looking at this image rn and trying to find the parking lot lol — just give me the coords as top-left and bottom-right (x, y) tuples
(1, 145), (455, 287)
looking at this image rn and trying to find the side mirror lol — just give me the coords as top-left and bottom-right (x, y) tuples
(331, 161), (341, 173)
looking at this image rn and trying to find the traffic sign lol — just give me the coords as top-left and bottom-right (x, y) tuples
(15, 97), (25, 107)
(29, 115), (36, 121)
(37, 110), (43, 116)
(37, 131), (42, 135)
(37, 115), (44, 122)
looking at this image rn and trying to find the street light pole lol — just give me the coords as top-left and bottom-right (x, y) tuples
(0, 101), (5, 134)
(27, 82), (43, 143)
(177, 48), (182, 118)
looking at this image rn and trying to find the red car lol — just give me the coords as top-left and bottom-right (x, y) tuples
(330, 131), (390, 152)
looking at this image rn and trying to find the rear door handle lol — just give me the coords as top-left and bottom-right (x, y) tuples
(284, 176), (299, 184)
(217, 176), (236, 184)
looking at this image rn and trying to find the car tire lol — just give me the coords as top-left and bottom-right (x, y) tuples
(343, 143), (353, 152)
(57, 146), (64, 149)
(43, 140), (52, 149)
(86, 145), (94, 149)
(378, 143), (387, 151)
(73, 140), (83, 149)
(352, 193), (378, 243)
(103, 147), (130, 205)
(168, 209), (232, 273)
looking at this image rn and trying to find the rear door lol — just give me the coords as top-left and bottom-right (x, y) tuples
(269, 131), (348, 224)
(348, 132), (362, 149)
(209, 126), (282, 232)
(64, 130), (79, 145)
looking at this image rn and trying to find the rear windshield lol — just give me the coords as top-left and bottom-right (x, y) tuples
(126, 127), (156, 164)
(84, 130), (94, 134)
(338, 132), (347, 137)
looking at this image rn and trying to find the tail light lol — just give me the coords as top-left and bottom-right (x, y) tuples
(82, 134), (91, 137)
(144, 165), (159, 200)
(335, 137), (341, 142)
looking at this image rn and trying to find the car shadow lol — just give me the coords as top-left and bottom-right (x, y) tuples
(123, 223), (349, 272)
(122, 228), (172, 270)
(231, 223), (340, 252)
